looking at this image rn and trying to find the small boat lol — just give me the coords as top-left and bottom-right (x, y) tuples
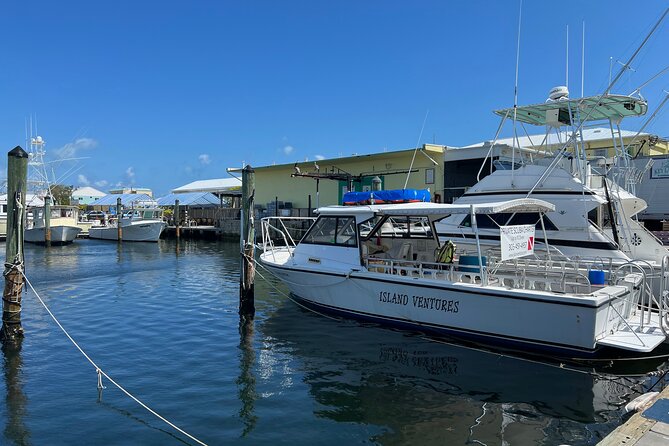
(25, 205), (82, 245)
(259, 198), (669, 358)
(88, 207), (166, 242)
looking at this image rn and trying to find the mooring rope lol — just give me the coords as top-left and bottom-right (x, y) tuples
(467, 402), (488, 446)
(21, 273), (209, 446)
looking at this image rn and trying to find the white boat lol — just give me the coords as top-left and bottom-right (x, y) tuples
(89, 207), (166, 242)
(25, 204), (82, 244)
(435, 92), (669, 308)
(260, 199), (669, 358)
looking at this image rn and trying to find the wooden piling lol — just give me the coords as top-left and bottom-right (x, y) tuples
(116, 197), (123, 242)
(175, 199), (180, 239)
(240, 165), (255, 316)
(1, 146), (28, 343)
(44, 195), (51, 246)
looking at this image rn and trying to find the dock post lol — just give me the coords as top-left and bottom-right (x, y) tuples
(175, 199), (180, 239)
(44, 195), (51, 246)
(1, 146), (28, 343)
(116, 198), (123, 242)
(240, 165), (255, 317)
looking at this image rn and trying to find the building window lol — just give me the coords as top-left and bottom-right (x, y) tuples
(425, 168), (435, 185)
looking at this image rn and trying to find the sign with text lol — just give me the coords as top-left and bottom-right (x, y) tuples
(500, 225), (535, 261)
(651, 158), (669, 179)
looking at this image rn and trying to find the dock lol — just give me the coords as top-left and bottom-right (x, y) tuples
(599, 385), (669, 445)
(163, 225), (235, 240)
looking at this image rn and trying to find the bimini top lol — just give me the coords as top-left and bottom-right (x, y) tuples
(494, 94), (647, 126)
(317, 198), (555, 217)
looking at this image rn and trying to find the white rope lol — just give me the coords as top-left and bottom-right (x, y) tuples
(21, 273), (209, 446)
(468, 402), (488, 446)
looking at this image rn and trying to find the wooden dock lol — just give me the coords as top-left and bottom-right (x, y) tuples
(163, 225), (236, 240)
(599, 385), (669, 445)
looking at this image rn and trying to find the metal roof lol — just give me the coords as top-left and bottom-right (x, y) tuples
(171, 178), (241, 194)
(156, 192), (221, 207)
(72, 186), (106, 197)
(494, 95), (647, 126)
(91, 193), (157, 206)
(462, 127), (642, 150)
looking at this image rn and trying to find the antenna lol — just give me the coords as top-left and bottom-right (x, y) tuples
(581, 21), (585, 97)
(403, 110), (429, 189)
(511, 0), (523, 184)
(565, 25), (569, 89)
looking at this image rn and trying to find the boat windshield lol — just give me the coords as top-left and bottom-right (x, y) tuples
(302, 216), (357, 247)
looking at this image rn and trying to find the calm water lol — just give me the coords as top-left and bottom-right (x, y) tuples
(0, 239), (667, 445)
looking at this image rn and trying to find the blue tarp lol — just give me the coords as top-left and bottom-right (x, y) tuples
(342, 189), (431, 205)
(156, 192), (221, 207)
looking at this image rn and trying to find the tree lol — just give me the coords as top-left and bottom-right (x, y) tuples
(50, 184), (73, 205)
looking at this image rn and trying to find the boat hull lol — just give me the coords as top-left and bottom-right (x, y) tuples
(260, 255), (623, 358)
(25, 225), (82, 245)
(89, 221), (166, 242)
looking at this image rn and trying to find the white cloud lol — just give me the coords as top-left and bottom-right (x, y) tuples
(198, 154), (211, 165)
(77, 174), (90, 185)
(94, 180), (108, 188)
(315, 155), (325, 160)
(283, 145), (294, 155)
(55, 138), (98, 159)
(125, 166), (135, 185)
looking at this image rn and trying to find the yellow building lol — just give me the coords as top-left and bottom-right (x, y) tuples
(254, 144), (445, 212)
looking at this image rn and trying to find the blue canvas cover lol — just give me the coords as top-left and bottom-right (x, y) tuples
(342, 189), (431, 205)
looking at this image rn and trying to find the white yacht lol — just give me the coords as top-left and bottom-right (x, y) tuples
(259, 199), (669, 358)
(436, 92), (669, 269)
(25, 204), (82, 244)
(89, 207), (166, 242)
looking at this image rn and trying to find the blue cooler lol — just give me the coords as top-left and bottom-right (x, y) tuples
(458, 255), (487, 273)
(588, 270), (606, 285)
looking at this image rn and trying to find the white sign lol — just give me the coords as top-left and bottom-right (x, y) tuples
(500, 225), (535, 261)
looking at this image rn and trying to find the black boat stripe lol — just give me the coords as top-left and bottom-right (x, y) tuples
(436, 232), (619, 250)
(463, 190), (596, 197)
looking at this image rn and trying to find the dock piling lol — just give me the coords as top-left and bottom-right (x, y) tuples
(1, 146), (28, 343)
(240, 165), (255, 316)
(116, 197), (122, 242)
(44, 195), (51, 246)
(175, 199), (180, 239)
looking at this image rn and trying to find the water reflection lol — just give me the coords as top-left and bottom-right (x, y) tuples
(237, 316), (258, 437)
(260, 302), (663, 445)
(2, 340), (29, 446)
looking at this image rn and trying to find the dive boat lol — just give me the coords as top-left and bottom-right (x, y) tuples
(89, 207), (166, 242)
(259, 198), (669, 358)
(25, 204), (82, 244)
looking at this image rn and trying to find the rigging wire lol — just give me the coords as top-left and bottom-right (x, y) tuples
(403, 110), (430, 190)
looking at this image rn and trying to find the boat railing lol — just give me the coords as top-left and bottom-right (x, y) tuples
(261, 216), (316, 255)
(364, 256), (485, 284)
(363, 255), (598, 293)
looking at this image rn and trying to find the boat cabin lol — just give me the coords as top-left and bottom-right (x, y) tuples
(291, 199), (556, 274)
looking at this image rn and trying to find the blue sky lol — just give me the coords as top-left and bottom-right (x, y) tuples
(0, 1), (668, 196)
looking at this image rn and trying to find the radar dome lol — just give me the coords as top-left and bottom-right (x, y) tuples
(547, 86), (569, 101)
